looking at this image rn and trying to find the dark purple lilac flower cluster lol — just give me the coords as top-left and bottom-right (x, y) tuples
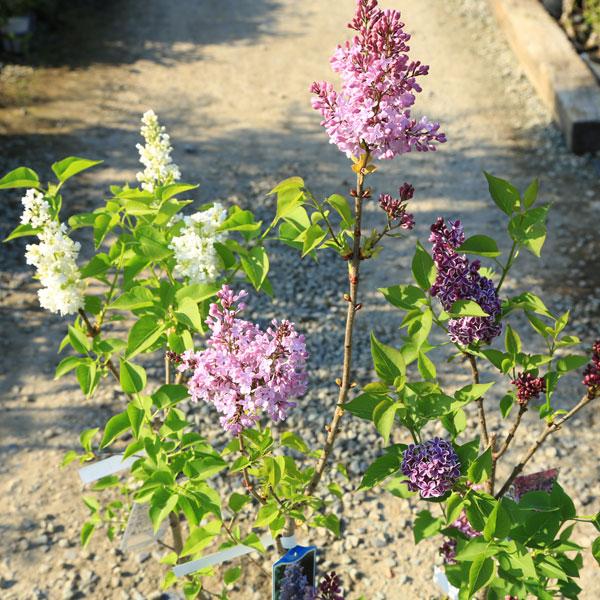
(510, 469), (558, 502)
(401, 438), (460, 498)
(428, 217), (502, 345)
(280, 565), (344, 600)
(378, 183), (415, 229)
(583, 340), (600, 398)
(439, 513), (479, 563)
(512, 371), (546, 406)
(317, 572), (344, 600)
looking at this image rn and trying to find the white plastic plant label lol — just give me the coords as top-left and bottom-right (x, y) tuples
(173, 534), (274, 578)
(433, 566), (459, 600)
(120, 502), (168, 553)
(78, 453), (143, 485)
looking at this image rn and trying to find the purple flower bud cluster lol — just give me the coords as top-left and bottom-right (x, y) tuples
(310, 0), (446, 160)
(511, 371), (546, 406)
(510, 469), (558, 502)
(179, 286), (308, 435)
(401, 438), (460, 498)
(378, 183), (415, 229)
(280, 566), (344, 600)
(439, 513), (479, 563)
(428, 218), (502, 345)
(583, 340), (600, 397)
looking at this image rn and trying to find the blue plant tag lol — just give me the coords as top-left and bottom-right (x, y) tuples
(272, 545), (317, 600)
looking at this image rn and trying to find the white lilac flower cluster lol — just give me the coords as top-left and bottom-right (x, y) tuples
(21, 189), (85, 316)
(169, 203), (228, 284)
(136, 109), (181, 192)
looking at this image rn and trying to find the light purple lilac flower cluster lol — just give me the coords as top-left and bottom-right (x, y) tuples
(512, 371), (546, 406)
(310, 0), (446, 160)
(401, 438), (460, 498)
(439, 513), (479, 563)
(280, 565), (344, 600)
(583, 340), (600, 398)
(429, 217), (502, 345)
(179, 286), (308, 434)
(378, 183), (415, 229)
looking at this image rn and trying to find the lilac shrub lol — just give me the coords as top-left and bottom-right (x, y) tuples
(2, 0), (600, 598)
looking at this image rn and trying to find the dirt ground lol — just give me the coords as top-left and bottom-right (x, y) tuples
(1, 0), (600, 599)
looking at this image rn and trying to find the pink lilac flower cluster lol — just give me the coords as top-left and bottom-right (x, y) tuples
(378, 182), (415, 229)
(178, 286), (308, 434)
(429, 218), (502, 345)
(583, 340), (600, 397)
(439, 513), (479, 563)
(512, 371), (546, 406)
(401, 438), (460, 498)
(310, 0), (446, 160)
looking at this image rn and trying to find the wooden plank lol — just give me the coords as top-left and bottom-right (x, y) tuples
(490, 0), (600, 153)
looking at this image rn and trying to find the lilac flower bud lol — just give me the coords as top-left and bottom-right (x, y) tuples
(401, 438), (460, 498)
(318, 571), (344, 600)
(511, 371), (546, 406)
(583, 340), (600, 397)
(378, 187), (415, 229)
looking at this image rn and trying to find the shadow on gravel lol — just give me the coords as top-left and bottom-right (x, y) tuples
(1, 0), (285, 70)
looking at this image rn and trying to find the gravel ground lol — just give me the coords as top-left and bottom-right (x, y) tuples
(0, 0), (599, 598)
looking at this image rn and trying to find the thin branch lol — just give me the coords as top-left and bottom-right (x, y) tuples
(466, 353), (490, 448)
(496, 393), (595, 498)
(306, 152), (369, 495)
(494, 404), (527, 461)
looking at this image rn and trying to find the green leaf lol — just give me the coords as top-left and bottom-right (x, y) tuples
(379, 285), (426, 310)
(93, 212), (118, 248)
(505, 324), (521, 355)
(499, 393), (515, 418)
(126, 316), (164, 358)
(152, 384), (189, 409)
(52, 157), (102, 183)
(76, 362), (99, 397)
(467, 448), (493, 484)
(313, 513), (340, 537)
(120, 359), (147, 393)
(150, 493), (180, 535)
(454, 382), (495, 404)
(80, 521), (96, 547)
(484, 172), (519, 215)
(359, 447), (403, 490)
(412, 241), (437, 290)
(370, 332), (405, 385)
(413, 510), (443, 543)
(457, 235), (501, 258)
(345, 392), (388, 421)
(179, 519), (222, 557)
(326, 194), (353, 227)
(373, 399), (398, 444)
(417, 350), (436, 380)
(592, 537), (600, 566)
(100, 411), (131, 448)
(110, 286), (155, 310)
(483, 499), (511, 540)
(4, 223), (41, 242)
(175, 297), (203, 332)
(523, 178), (539, 209)
(240, 246), (269, 290)
(301, 223), (327, 256)
(468, 555), (495, 597)
(127, 403), (144, 438)
(80, 427), (99, 453)
(254, 502), (279, 527)
(270, 177), (305, 225)
(175, 283), (220, 305)
(556, 354), (589, 373)
(448, 299), (489, 317)
(228, 492), (251, 514)
(68, 325), (91, 354)
(55, 356), (83, 379)
(280, 431), (310, 454)
(136, 226), (171, 260)
(0, 166), (40, 189)
(224, 566), (242, 586)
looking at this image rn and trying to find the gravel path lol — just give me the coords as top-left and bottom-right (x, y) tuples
(1, 1), (599, 598)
